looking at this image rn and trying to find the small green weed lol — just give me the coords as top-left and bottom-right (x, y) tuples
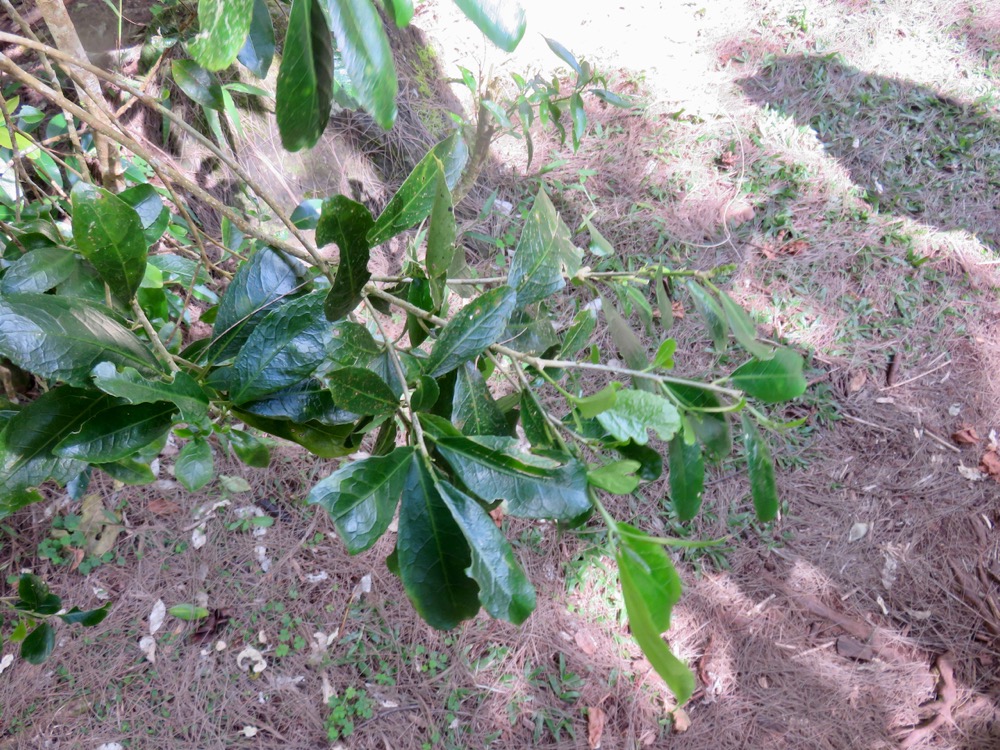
(325, 686), (375, 742)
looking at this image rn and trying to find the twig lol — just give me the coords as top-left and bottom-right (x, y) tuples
(921, 428), (961, 455)
(881, 358), (951, 391)
(897, 653), (956, 749)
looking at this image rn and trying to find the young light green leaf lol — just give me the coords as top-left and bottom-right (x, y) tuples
(729, 348), (807, 403)
(396, 457), (480, 629)
(59, 602), (111, 626)
(0, 294), (162, 386)
(663, 383), (732, 461)
(368, 134), (466, 246)
(653, 339), (677, 370)
(307, 447), (413, 553)
(425, 164), (456, 286)
(21, 623), (56, 665)
(327, 0), (398, 130)
(71, 182), (148, 302)
(570, 383), (619, 419)
(437, 479), (535, 624)
(170, 59), (224, 110)
(90, 362), (209, 426)
(382, 0), (414, 26)
(570, 92), (586, 150)
(228, 429), (271, 468)
(327, 367), (399, 416)
(452, 0), (526, 52)
(508, 188), (582, 307)
(654, 267), (674, 331)
(718, 290), (772, 359)
(453, 362), (507, 436)
(0, 246), (80, 294)
(176, 438), (214, 492)
(616, 524), (694, 704)
(596, 389), (681, 446)
(601, 295), (654, 391)
(686, 281), (728, 351)
(169, 604), (211, 621)
(585, 218), (614, 257)
(188, 0), (253, 71)
(543, 36), (581, 75)
(237, 0), (276, 77)
(317, 195), (375, 321)
(741, 413), (778, 522)
(275, 0), (334, 151)
(587, 460), (641, 495)
(668, 434), (704, 521)
(424, 286), (516, 378)
(560, 308), (597, 357)
(53, 402), (176, 463)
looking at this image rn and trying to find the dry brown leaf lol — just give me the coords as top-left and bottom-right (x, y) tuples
(68, 547), (85, 572)
(639, 729), (657, 746)
(952, 427), (980, 445)
(148, 498), (181, 516)
(575, 629), (598, 656)
(488, 507), (504, 527)
(981, 450), (1000, 481)
(79, 494), (122, 557)
(848, 370), (867, 393)
(672, 707), (691, 733)
(671, 301), (685, 320)
(587, 706), (606, 749)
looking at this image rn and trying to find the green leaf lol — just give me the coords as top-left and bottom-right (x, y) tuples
(452, 362), (507, 436)
(118, 184), (169, 246)
(428, 426), (591, 521)
(214, 292), (335, 404)
(307, 446), (413, 553)
(425, 165), (456, 290)
(1, 246), (80, 294)
(501, 309), (559, 356)
(602, 295), (653, 391)
(396, 457), (480, 629)
(437, 479), (535, 624)
(327, 0), (398, 130)
(653, 339), (676, 370)
(382, 0), (414, 25)
(17, 574), (53, 611)
(686, 281), (728, 351)
(367, 134), (466, 246)
(59, 602), (111, 626)
(21, 623), (56, 665)
(616, 524), (694, 703)
(585, 218), (614, 257)
(316, 196), (375, 321)
(234, 408), (357, 458)
(327, 367), (399, 416)
(406, 273), (434, 347)
(570, 92), (586, 150)
(560, 308), (596, 358)
(729, 349), (807, 403)
(91, 362), (209, 427)
(741, 413), (778, 522)
(616, 440), (663, 482)
(668, 434), (704, 521)
(571, 383), (619, 419)
(227, 429), (270, 468)
(508, 188), (581, 307)
(452, 0), (526, 52)
(290, 198), (323, 229)
(543, 36), (581, 75)
(519, 389), (559, 450)
(168, 604), (210, 621)
(188, 0), (253, 71)
(663, 383), (732, 461)
(326, 320), (382, 369)
(53, 401), (175, 463)
(587, 460), (640, 495)
(717, 290), (772, 359)
(424, 286), (516, 378)
(654, 267), (673, 331)
(275, 0), (334, 151)
(239, 379), (354, 424)
(208, 246), (306, 362)
(71, 182), (148, 302)
(99, 455), (156, 485)
(0, 387), (112, 514)
(596, 389), (681, 446)
(237, 0), (276, 77)
(176, 438), (214, 491)
(171, 59), (224, 110)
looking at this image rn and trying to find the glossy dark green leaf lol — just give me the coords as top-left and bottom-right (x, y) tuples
(615, 440), (662, 482)
(560, 308), (596, 357)
(426, 165), (456, 293)
(59, 602), (110, 626)
(616, 524), (693, 703)
(53, 401), (176, 463)
(215, 292), (334, 403)
(237, 0), (276, 77)
(587, 459), (640, 495)
(717, 290), (772, 359)
(0, 387), (110, 514)
(327, 0), (398, 130)
(307, 446), (413, 553)
(327, 367), (399, 416)
(234, 408), (357, 458)
(729, 349), (807, 404)
(396, 456), (479, 629)
(228, 428), (271, 467)
(741, 413), (778, 522)
(17, 574), (52, 611)
(21, 622), (56, 665)
(452, 362), (507, 436)
(290, 198), (323, 229)
(170, 59), (224, 110)
(406, 274), (434, 347)
(437, 479), (535, 624)
(424, 286), (516, 378)
(176, 437), (214, 491)
(99, 455), (156, 485)
(382, 0), (414, 26)
(1, 246), (80, 294)
(188, 0), (253, 70)
(70, 182), (148, 302)
(502, 309), (559, 356)
(520, 389), (559, 450)
(119, 184), (169, 246)
(208, 246), (306, 362)
(668, 434), (704, 521)
(325, 321), (382, 369)
(275, 0), (334, 151)
(686, 281), (728, 351)
(238, 379), (356, 425)
(368, 134), (466, 246)
(317, 196), (375, 321)
(508, 188), (581, 308)
(90, 362), (209, 427)
(453, 0), (526, 52)
(663, 383), (732, 462)
(596, 389), (681, 446)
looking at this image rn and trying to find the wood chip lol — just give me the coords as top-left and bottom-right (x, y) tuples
(575, 629), (598, 656)
(587, 706), (606, 749)
(836, 635), (875, 661)
(952, 426), (980, 445)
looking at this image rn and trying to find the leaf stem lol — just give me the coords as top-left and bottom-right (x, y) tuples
(131, 298), (179, 374)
